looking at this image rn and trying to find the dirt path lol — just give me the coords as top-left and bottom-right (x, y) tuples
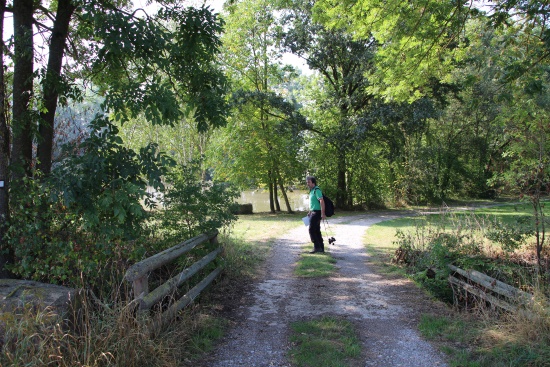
(201, 213), (451, 367)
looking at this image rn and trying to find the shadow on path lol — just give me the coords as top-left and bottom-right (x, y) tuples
(201, 213), (450, 367)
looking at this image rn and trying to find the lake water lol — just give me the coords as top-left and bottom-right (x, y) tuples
(237, 189), (310, 213)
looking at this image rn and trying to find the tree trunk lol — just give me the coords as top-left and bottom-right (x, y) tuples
(276, 168), (293, 214)
(37, 0), (76, 175)
(11, 0), (35, 178)
(268, 170), (275, 213)
(273, 170), (281, 212)
(346, 169), (353, 208)
(336, 150), (347, 209)
(0, 0), (14, 277)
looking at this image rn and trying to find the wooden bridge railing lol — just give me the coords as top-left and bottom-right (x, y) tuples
(124, 230), (222, 331)
(448, 264), (535, 314)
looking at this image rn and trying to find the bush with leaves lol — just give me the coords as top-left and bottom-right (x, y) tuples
(4, 117), (171, 288)
(153, 160), (240, 246)
(51, 117), (171, 238)
(392, 210), (549, 303)
(393, 227), (458, 302)
(486, 217), (533, 253)
(392, 213), (489, 302)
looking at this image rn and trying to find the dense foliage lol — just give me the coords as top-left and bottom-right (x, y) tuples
(3, 118), (240, 288)
(1, 2), (549, 364)
(152, 160), (240, 244)
(0, 1), (233, 283)
(0, 0), (548, 285)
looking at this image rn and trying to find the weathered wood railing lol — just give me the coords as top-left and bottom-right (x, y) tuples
(124, 230), (222, 330)
(448, 264), (535, 314)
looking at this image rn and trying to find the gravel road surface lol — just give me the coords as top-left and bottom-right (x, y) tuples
(201, 213), (451, 367)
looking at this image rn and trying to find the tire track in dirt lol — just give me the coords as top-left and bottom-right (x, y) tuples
(201, 212), (450, 367)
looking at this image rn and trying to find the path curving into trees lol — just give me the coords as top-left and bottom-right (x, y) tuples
(201, 213), (451, 367)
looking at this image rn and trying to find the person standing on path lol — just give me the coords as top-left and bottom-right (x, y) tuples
(306, 176), (326, 253)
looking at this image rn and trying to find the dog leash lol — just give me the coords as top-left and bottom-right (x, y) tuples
(322, 219), (336, 245)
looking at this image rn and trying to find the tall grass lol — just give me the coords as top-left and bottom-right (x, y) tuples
(0, 294), (196, 366)
(0, 275), (231, 367)
(419, 306), (550, 367)
(0, 213), (301, 367)
(364, 203), (550, 366)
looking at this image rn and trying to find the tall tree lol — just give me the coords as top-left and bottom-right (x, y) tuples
(0, 0), (10, 277)
(494, 94), (550, 265)
(11, 0), (34, 178)
(6, 0), (228, 176)
(36, 0), (76, 175)
(213, 0), (305, 213)
(281, 0), (376, 208)
(315, 0), (550, 102)
(1, 1), (228, 275)
(313, 0), (473, 102)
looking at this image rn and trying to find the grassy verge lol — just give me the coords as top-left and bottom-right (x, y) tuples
(419, 313), (550, 367)
(221, 212), (305, 279)
(229, 212), (306, 241)
(289, 316), (362, 367)
(363, 202), (550, 269)
(363, 202), (550, 367)
(294, 245), (337, 277)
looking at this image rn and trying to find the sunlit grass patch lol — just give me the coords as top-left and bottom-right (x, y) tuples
(419, 314), (472, 343)
(221, 212), (305, 280)
(230, 212), (305, 242)
(220, 235), (270, 279)
(362, 216), (420, 274)
(419, 309), (550, 367)
(289, 316), (361, 367)
(294, 245), (337, 277)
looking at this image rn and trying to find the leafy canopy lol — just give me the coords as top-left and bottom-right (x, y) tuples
(312, 0), (473, 102)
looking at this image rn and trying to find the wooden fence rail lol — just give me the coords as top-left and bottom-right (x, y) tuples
(124, 230), (222, 331)
(448, 264), (535, 313)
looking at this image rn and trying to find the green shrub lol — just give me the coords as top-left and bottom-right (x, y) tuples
(4, 117), (171, 288)
(152, 160), (240, 245)
(486, 216), (532, 253)
(392, 212), (488, 301)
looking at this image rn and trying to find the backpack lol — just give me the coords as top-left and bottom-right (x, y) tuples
(316, 188), (335, 217)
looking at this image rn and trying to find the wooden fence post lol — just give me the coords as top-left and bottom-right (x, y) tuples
(133, 276), (149, 298)
(124, 230), (223, 330)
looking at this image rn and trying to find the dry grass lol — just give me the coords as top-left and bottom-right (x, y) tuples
(485, 293), (550, 344)
(0, 261), (237, 367)
(0, 291), (221, 367)
(0, 217), (281, 367)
